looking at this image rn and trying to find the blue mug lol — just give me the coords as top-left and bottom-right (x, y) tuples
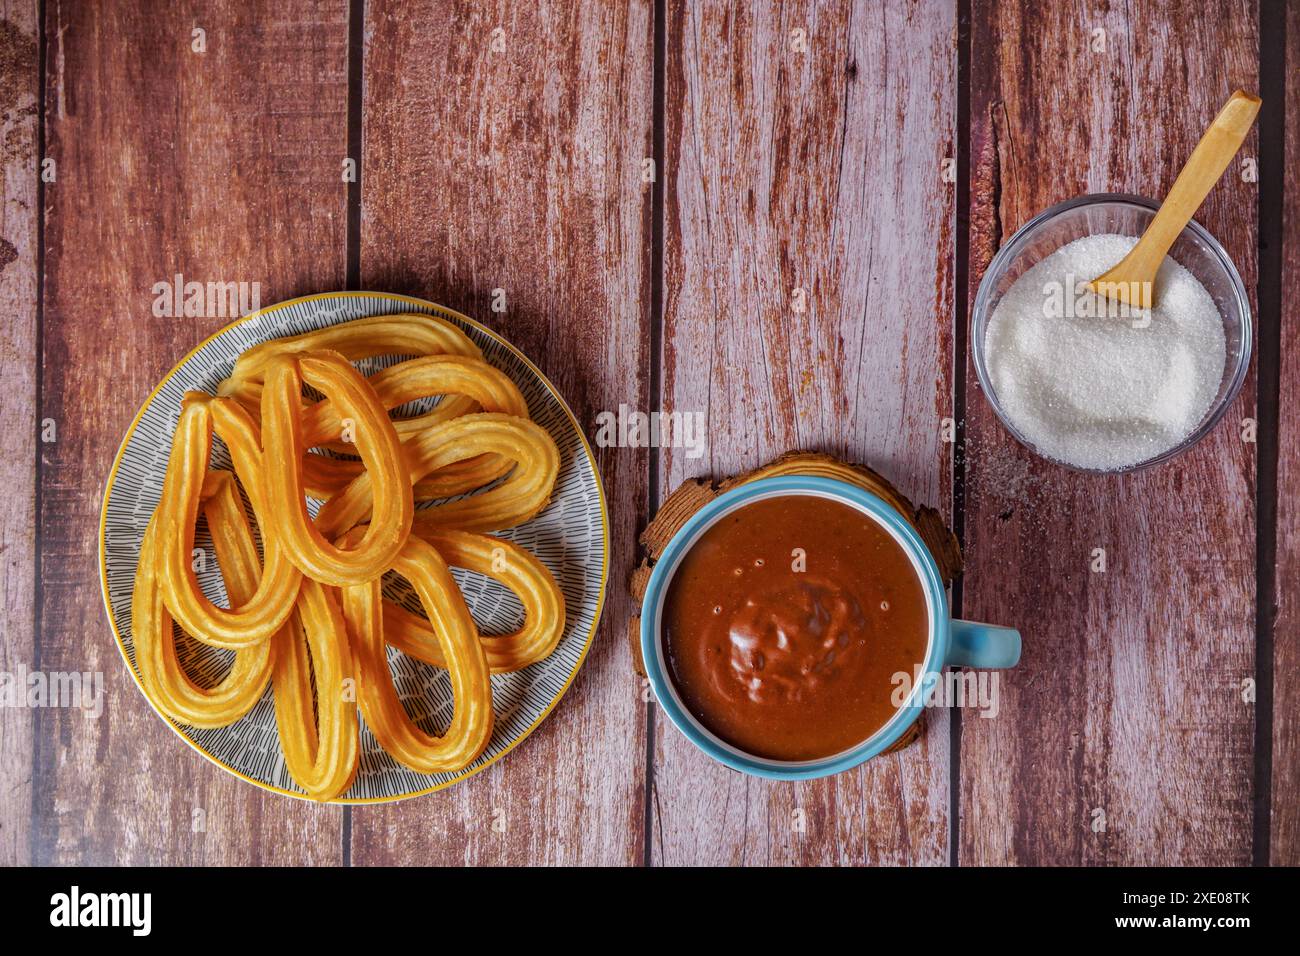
(640, 475), (1021, 779)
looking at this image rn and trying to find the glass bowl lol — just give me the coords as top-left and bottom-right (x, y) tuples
(970, 193), (1252, 473)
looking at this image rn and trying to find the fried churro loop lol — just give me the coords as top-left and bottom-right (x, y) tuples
(409, 415), (560, 533)
(302, 354), (528, 444)
(154, 400), (300, 648)
(299, 355), (529, 499)
(302, 448), (512, 503)
(341, 531), (493, 774)
(131, 472), (273, 728)
(384, 530), (566, 673)
(132, 314), (569, 801)
(219, 314), (486, 459)
(261, 350), (413, 586)
(218, 312), (482, 402)
(272, 579), (359, 800)
(315, 413), (559, 536)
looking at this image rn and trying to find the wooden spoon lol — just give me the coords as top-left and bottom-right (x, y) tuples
(1089, 90), (1260, 310)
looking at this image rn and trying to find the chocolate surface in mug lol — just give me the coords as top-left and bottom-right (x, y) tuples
(662, 494), (930, 761)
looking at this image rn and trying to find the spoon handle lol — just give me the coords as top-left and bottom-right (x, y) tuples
(1129, 90), (1260, 270)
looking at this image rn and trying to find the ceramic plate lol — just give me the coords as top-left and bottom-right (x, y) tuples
(99, 292), (609, 802)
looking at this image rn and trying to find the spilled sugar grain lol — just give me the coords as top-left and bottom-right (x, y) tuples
(984, 234), (1226, 471)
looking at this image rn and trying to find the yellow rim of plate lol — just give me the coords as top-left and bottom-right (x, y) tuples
(97, 291), (611, 804)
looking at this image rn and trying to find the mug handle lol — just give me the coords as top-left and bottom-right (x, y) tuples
(946, 620), (1021, 668)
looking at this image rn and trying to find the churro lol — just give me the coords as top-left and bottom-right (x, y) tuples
(261, 350), (413, 586)
(313, 413), (560, 537)
(154, 400), (300, 648)
(271, 579), (360, 801)
(131, 472), (273, 728)
(300, 354), (529, 499)
(342, 531), (493, 774)
(385, 529), (566, 673)
(130, 313), (568, 800)
(218, 312), (482, 405)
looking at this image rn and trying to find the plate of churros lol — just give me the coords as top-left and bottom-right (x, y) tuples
(99, 292), (608, 802)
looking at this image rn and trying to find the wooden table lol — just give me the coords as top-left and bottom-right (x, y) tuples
(0, 0), (1293, 866)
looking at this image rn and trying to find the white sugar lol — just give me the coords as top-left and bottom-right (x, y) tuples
(984, 234), (1226, 470)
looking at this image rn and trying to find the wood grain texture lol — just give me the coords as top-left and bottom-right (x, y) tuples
(1271, 0), (1298, 867)
(961, 0), (1258, 865)
(351, 0), (652, 865)
(654, 0), (956, 865)
(0, 0), (38, 867)
(36, 0), (350, 864)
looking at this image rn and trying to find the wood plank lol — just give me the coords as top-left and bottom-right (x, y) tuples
(1271, 0), (1299, 866)
(961, 0), (1258, 865)
(351, 0), (652, 865)
(0, 0), (38, 867)
(653, 0), (956, 865)
(37, 0), (350, 864)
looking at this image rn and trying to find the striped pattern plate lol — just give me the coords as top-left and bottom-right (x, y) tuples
(99, 292), (609, 802)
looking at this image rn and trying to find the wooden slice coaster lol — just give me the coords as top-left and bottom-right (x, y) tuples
(628, 450), (961, 756)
